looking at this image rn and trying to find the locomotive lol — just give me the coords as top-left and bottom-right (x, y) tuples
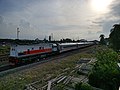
(9, 42), (93, 65)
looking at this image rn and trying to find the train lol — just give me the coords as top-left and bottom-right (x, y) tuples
(9, 42), (94, 65)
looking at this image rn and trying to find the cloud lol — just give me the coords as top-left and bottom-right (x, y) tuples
(0, 16), (18, 39)
(19, 19), (30, 29)
(110, 0), (120, 18)
(0, 0), (119, 40)
(101, 0), (120, 34)
(89, 0), (120, 37)
(0, 0), (35, 14)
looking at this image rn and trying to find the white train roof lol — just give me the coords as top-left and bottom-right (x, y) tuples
(58, 42), (91, 46)
(11, 43), (53, 47)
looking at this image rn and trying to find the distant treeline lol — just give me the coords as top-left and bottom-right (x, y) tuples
(0, 38), (98, 45)
(0, 39), (36, 45)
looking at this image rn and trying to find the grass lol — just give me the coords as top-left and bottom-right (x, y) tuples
(0, 45), (98, 90)
(0, 45), (10, 66)
(0, 45), (10, 55)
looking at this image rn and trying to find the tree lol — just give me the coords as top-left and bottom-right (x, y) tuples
(89, 49), (120, 90)
(109, 24), (120, 51)
(99, 34), (105, 45)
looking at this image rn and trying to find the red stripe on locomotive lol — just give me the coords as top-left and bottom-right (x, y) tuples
(24, 48), (52, 55)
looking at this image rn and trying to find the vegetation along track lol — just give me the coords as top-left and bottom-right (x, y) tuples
(0, 45), (95, 77)
(25, 58), (96, 90)
(0, 54), (9, 62)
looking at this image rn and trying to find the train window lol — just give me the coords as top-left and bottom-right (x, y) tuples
(12, 48), (15, 51)
(32, 48), (34, 50)
(27, 49), (30, 54)
(42, 47), (44, 49)
(39, 47), (41, 49)
(18, 52), (24, 56)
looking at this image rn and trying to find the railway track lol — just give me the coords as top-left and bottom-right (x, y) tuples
(0, 45), (95, 77)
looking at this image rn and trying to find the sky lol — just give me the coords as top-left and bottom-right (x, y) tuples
(0, 0), (120, 40)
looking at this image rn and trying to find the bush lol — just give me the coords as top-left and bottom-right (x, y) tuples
(89, 49), (120, 90)
(75, 83), (93, 90)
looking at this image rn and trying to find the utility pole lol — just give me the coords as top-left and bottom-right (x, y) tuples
(51, 33), (53, 41)
(17, 27), (20, 39)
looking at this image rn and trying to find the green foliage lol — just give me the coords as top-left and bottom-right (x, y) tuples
(89, 49), (120, 90)
(96, 49), (119, 63)
(75, 82), (82, 90)
(0, 45), (10, 55)
(55, 84), (65, 90)
(75, 83), (93, 90)
(109, 24), (120, 51)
